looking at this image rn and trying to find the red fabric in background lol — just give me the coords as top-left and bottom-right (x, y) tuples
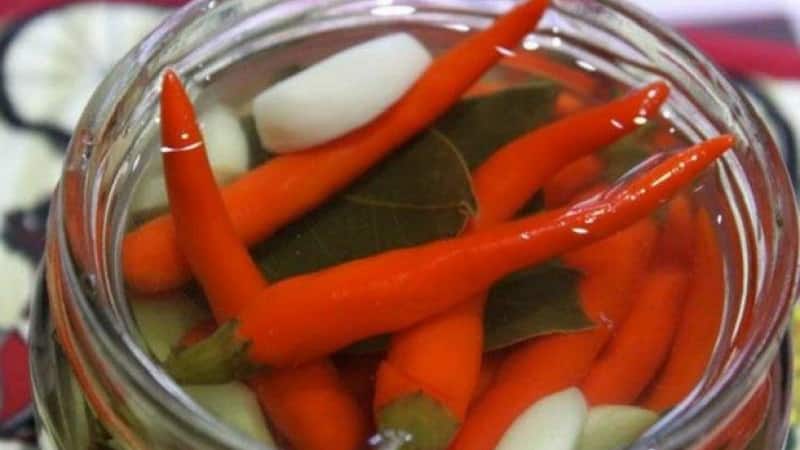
(0, 0), (186, 20)
(680, 27), (800, 78)
(0, 333), (31, 422)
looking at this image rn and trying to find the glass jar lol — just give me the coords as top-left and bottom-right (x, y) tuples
(31, 0), (800, 449)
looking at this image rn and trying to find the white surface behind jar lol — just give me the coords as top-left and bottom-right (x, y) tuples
(628, 0), (800, 39)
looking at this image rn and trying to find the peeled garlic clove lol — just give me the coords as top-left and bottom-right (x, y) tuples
(130, 291), (212, 362)
(252, 33), (432, 153)
(183, 383), (276, 446)
(497, 387), (588, 450)
(579, 405), (659, 450)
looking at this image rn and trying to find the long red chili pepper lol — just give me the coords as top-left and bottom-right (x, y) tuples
(447, 216), (657, 450)
(372, 82), (669, 441)
(580, 268), (689, 405)
(639, 208), (725, 411)
(160, 71), (366, 450)
(123, 0), (552, 294)
(160, 70), (268, 322)
(578, 194), (694, 405)
(222, 135), (734, 368)
(248, 363), (369, 450)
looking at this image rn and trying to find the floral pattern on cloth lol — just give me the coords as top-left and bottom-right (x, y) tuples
(0, 1), (172, 447)
(0, 1), (799, 449)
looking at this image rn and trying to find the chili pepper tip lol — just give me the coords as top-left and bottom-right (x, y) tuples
(160, 69), (204, 151)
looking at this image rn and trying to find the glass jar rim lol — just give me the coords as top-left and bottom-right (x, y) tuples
(49, 0), (800, 448)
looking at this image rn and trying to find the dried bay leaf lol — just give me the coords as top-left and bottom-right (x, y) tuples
(483, 261), (594, 351)
(342, 261), (592, 355)
(602, 122), (657, 182)
(436, 80), (559, 169)
(253, 81), (591, 354)
(253, 130), (476, 281)
(253, 81), (559, 281)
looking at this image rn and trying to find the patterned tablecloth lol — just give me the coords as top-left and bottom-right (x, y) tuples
(2, 1), (800, 448)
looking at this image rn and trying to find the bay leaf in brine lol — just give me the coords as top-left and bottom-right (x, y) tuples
(436, 80), (559, 169)
(602, 122), (657, 182)
(252, 130), (476, 281)
(253, 81), (560, 281)
(342, 259), (592, 356)
(484, 261), (594, 351)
